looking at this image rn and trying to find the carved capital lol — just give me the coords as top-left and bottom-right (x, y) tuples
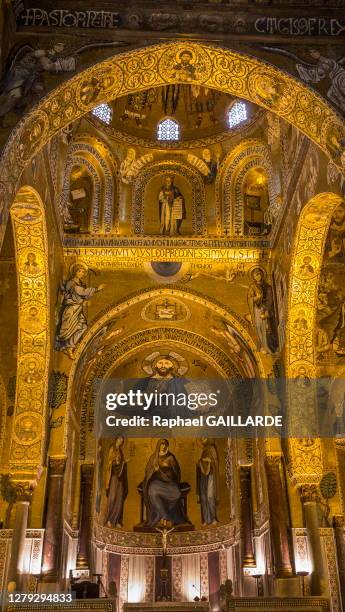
(333, 515), (345, 529)
(49, 457), (66, 476)
(266, 454), (282, 468)
(1, 476), (35, 504)
(15, 481), (35, 503)
(299, 484), (320, 504)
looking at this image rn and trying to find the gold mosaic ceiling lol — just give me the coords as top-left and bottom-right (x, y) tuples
(92, 85), (260, 142)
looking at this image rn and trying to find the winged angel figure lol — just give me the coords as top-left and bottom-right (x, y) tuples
(0, 43), (76, 126)
(262, 46), (345, 113)
(0, 40), (127, 126)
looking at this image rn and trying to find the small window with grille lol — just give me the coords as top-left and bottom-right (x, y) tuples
(157, 118), (180, 141)
(227, 101), (247, 129)
(92, 103), (112, 125)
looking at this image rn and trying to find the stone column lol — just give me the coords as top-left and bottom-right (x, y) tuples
(333, 516), (345, 610)
(76, 465), (94, 569)
(239, 466), (256, 567)
(265, 456), (293, 577)
(41, 458), (66, 581)
(7, 483), (33, 590)
(300, 485), (327, 595)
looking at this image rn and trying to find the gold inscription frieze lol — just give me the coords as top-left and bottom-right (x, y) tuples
(63, 246), (269, 266)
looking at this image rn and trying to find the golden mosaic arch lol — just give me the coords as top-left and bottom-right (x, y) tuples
(61, 136), (119, 234)
(216, 139), (274, 235)
(1, 42), (345, 246)
(287, 192), (345, 483)
(9, 187), (50, 480)
(69, 286), (263, 373)
(60, 286), (265, 443)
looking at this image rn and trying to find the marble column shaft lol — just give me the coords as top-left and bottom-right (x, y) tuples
(41, 458), (66, 580)
(239, 466), (256, 567)
(76, 464), (94, 569)
(333, 516), (345, 610)
(7, 484), (33, 589)
(265, 456), (293, 577)
(300, 485), (327, 596)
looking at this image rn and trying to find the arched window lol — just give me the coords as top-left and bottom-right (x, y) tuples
(157, 118), (180, 141)
(227, 101), (247, 129)
(92, 103), (112, 125)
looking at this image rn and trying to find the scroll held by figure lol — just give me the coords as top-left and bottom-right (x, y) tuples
(187, 149), (220, 183)
(105, 437), (128, 529)
(119, 148), (153, 185)
(142, 439), (188, 528)
(55, 262), (105, 359)
(196, 438), (219, 526)
(158, 175), (185, 236)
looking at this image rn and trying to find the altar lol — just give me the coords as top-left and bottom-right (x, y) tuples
(123, 604), (209, 612)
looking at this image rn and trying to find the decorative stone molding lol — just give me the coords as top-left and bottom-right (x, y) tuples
(224, 597), (330, 611)
(320, 529), (342, 612)
(7, 602), (115, 612)
(93, 522), (236, 556)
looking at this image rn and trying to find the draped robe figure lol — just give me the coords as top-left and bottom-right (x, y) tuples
(143, 439), (187, 527)
(133, 356), (190, 422)
(332, 301), (345, 356)
(196, 438), (219, 525)
(105, 437), (128, 528)
(0, 43), (75, 126)
(158, 176), (185, 236)
(247, 267), (278, 355)
(95, 441), (103, 514)
(296, 51), (345, 113)
(55, 263), (104, 358)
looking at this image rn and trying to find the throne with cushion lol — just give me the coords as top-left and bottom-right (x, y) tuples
(134, 480), (194, 532)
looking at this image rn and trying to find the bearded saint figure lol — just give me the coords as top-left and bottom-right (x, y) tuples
(158, 175), (185, 236)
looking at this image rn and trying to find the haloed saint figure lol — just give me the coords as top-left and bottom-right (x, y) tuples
(143, 439), (187, 528)
(247, 267), (278, 355)
(158, 175), (185, 236)
(135, 354), (190, 419)
(196, 438), (219, 526)
(55, 262), (105, 359)
(105, 436), (128, 528)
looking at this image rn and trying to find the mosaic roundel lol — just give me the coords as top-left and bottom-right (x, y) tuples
(248, 70), (293, 115)
(14, 412), (42, 446)
(141, 297), (191, 323)
(158, 44), (213, 84)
